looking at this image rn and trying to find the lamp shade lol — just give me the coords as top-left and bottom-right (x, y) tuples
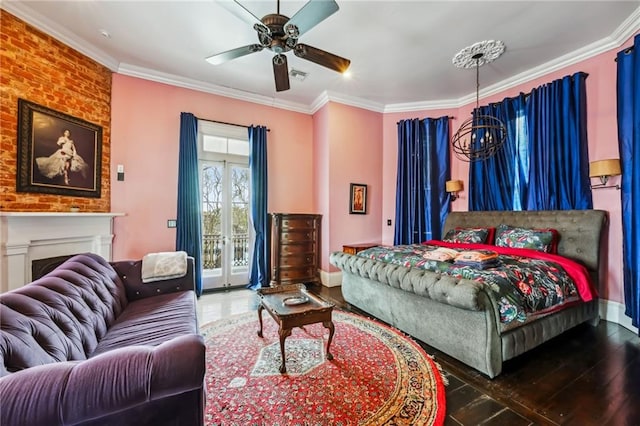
(589, 159), (621, 178)
(446, 180), (463, 193)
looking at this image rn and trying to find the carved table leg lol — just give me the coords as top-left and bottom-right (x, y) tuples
(257, 304), (264, 338)
(323, 320), (335, 361)
(279, 326), (292, 373)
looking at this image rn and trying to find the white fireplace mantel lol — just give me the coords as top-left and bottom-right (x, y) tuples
(0, 212), (124, 293)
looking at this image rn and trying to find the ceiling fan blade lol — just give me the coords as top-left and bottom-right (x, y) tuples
(206, 44), (264, 65)
(272, 54), (290, 92)
(294, 44), (350, 73)
(217, 0), (270, 34)
(284, 0), (339, 39)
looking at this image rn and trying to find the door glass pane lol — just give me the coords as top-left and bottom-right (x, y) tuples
(231, 165), (250, 269)
(202, 164), (223, 271)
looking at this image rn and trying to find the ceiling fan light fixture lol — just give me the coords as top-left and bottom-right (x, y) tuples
(285, 24), (299, 38)
(451, 40), (507, 162)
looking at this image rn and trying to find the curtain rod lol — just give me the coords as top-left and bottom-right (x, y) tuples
(614, 46), (634, 62)
(396, 116), (455, 124)
(196, 116), (270, 132)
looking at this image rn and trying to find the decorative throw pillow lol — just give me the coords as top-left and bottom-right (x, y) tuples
(442, 227), (493, 244)
(494, 224), (560, 253)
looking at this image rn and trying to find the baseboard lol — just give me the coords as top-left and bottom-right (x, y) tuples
(320, 269), (342, 288)
(599, 299), (638, 334)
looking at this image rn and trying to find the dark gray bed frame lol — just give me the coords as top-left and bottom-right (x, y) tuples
(330, 210), (607, 378)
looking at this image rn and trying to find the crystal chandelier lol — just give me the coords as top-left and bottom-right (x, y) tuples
(451, 41), (507, 162)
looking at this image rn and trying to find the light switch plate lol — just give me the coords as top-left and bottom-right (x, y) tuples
(167, 219), (177, 228)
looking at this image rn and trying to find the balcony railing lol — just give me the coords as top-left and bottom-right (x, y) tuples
(202, 233), (250, 270)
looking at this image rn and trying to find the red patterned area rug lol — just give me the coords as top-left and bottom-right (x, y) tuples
(202, 310), (446, 425)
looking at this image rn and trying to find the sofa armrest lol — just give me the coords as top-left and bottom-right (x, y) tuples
(111, 257), (196, 301)
(0, 334), (205, 426)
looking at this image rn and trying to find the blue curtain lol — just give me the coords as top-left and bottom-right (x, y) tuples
(617, 34), (640, 333)
(470, 95), (526, 211)
(526, 72), (592, 210)
(176, 113), (203, 296)
(423, 117), (451, 241)
(394, 116), (449, 244)
(469, 72), (592, 211)
(395, 119), (424, 244)
(248, 125), (268, 290)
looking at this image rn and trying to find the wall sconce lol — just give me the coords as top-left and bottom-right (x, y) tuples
(446, 180), (464, 201)
(589, 159), (621, 190)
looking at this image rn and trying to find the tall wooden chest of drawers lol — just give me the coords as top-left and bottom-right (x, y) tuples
(269, 213), (321, 286)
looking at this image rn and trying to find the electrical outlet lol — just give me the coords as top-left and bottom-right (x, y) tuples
(387, 219), (392, 226)
(167, 220), (177, 228)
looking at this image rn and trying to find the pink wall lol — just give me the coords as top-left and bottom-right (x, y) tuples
(110, 74), (314, 260)
(328, 102), (383, 268)
(111, 33), (633, 304)
(313, 104), (331, 271)
(313, 102), (383, 271)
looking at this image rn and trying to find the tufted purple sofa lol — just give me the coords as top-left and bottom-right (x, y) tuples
(0, 253), (205, 426)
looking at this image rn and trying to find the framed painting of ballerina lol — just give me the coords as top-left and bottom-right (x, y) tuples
(16, 99), (102, 198)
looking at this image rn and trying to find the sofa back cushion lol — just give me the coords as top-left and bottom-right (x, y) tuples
(0, 253), (128, 376)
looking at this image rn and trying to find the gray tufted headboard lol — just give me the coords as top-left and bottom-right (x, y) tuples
(444, 210), (607, 273)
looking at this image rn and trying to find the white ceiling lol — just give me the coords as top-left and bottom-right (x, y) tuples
(4, 1), (639, 113)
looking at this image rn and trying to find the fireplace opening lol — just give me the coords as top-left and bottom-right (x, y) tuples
(32, 255), (76, 281)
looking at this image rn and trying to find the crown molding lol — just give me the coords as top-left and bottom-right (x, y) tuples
(383, 6), (640, 114)
(118, 63), (312, 115)
(383, 99), (460, 113)
(611, 5), (640, 44)
(469, 6), (640, 105)
(310, 91), (385, 114)
(309, 92), (330, 114)
(1, 2), (120, 71)
(5, 2), (639, 116)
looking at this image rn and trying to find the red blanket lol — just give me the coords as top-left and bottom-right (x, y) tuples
(424, 240), (598, 302)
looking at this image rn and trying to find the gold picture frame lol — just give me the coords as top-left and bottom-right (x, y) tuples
(16, 99), (102, 198)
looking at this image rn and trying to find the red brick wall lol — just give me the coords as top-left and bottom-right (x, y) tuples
(0, 10), (112, 212)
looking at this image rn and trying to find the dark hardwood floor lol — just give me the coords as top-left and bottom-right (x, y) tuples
(200, 285), (640, 426)
(309, 284), (640, 426)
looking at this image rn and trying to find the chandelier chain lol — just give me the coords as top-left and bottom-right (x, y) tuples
(451, 43), (507, 162)
(476, 58), (480, 110)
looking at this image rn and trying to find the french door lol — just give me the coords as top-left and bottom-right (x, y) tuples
(201, 160), (251, 290)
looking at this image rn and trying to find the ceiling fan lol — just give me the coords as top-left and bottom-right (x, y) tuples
(207, 0), (351, 92)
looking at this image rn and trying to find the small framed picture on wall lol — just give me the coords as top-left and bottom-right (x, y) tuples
(349, 183), (367, 214)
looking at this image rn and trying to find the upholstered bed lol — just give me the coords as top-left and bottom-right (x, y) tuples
(330, 210), (607, 378)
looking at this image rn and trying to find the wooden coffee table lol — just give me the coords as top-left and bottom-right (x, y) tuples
(257, 283), (335, 374)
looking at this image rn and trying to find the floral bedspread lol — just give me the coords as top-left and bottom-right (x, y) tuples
(356, 242), (592, 325)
